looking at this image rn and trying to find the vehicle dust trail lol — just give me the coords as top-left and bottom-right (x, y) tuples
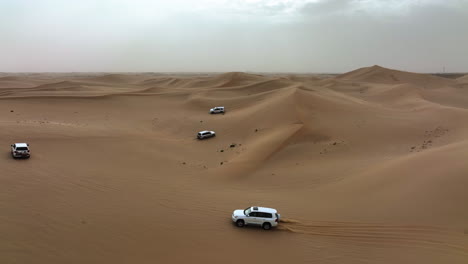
(278, 218), (468, 255)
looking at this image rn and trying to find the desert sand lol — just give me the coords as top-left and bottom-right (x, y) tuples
(1, 66), (467, 263)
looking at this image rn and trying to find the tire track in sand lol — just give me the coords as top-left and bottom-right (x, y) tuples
(278, 218), (468, 255)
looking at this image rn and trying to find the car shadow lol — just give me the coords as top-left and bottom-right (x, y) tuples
(230, 220), (279, 232)
(5, 152), (30, 160)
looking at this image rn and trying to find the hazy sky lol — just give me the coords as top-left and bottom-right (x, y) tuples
(1, 0), (467, 72)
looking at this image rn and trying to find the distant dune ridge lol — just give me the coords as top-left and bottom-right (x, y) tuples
(337, 65), (456, 88)
(1, 66), (467, 264)
(458, 74), (468, 82)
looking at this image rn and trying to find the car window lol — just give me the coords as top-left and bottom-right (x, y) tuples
(249, 212), (258, 217)
(258, 212), (272, 218)
(16, 147), (28, 150)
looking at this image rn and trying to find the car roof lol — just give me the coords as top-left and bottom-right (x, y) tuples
(199, 130), (209, 133)
(251, 206), (277, 213)
(14, 143), (29, 147)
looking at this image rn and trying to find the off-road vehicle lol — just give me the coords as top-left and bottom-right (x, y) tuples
(232, 206), (280, 230)
(11, 143), (31, 159)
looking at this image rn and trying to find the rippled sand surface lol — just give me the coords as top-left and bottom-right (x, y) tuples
(1, 67), (467, 263)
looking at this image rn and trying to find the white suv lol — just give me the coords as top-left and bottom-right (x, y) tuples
(11, 143), (31, 159)
(210, 106), (225, 114)
(197, 130), (216, 140)
(232, 206), (280, 230)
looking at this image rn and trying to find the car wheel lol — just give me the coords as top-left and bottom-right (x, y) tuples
(262, 223), (271, 230)
(236, 220), (245, 227)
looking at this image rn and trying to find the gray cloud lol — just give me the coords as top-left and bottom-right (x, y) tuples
(300, 0), (356, 16)
(293, 0), (468, 72)
(1, 0), (467, 72)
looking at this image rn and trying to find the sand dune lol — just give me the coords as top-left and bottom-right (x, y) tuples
(1, 67), (467, 264)
(337, 65), (456, 88)
(457, 74), (468, 83)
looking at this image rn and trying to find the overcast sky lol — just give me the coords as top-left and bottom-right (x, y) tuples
(1, 0), (467, 72)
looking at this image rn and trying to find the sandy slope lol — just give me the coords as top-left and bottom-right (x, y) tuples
(458, 74), (468, 81)
(1, 66), (467, 264)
